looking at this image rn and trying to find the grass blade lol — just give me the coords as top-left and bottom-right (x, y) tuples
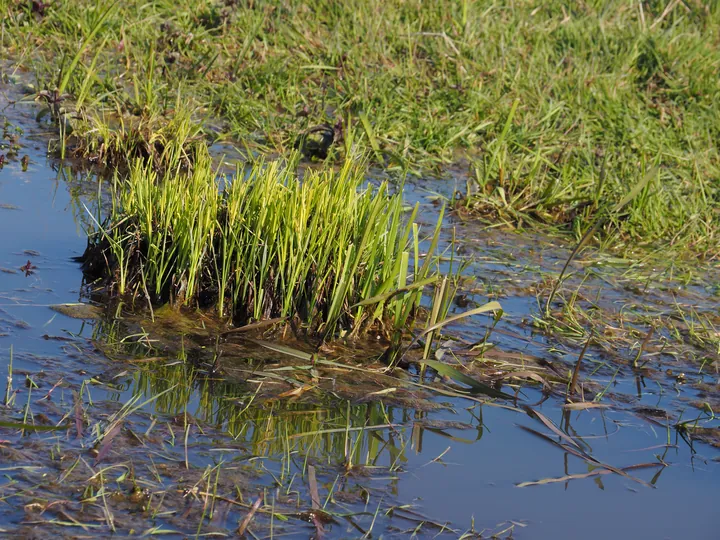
(419, 359), (514, 400)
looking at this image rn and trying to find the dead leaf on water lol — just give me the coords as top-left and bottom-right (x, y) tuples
(50, 303), (103, 319)
(276, 385), (314, 398)
(517, 462), (663, 488)
(221, 317), (287, 335)
(524, 406), (583, 450)
(497, 370), (553, 391)
(365, 388), (397, 397)
(562, 402), (610, 411)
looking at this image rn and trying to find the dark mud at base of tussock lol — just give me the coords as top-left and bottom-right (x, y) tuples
(1, 83), (720, 538)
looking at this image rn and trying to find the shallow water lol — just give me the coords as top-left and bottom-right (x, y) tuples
(1, 81), (719, 538)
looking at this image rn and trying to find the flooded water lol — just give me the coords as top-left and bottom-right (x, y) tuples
(1, 80), (719, 538)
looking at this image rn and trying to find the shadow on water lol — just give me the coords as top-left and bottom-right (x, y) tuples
(1, 79), (719, 538)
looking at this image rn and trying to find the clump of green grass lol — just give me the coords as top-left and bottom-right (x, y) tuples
(87, 147), (443, 338)
(73, 98), (206, 172)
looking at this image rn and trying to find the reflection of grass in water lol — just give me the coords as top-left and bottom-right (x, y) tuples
(131, 358), (410, 471)
(0, 363), (428, 537)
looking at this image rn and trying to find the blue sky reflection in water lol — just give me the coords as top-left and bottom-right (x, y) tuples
(0, 95), (719, 538)
(397, 395), (719, 539)
(0, 135), (92, 367)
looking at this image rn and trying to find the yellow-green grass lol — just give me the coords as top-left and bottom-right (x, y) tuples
(89, 147), (445, 339)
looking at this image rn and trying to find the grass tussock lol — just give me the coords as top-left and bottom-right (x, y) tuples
(77, 100), (206, 172)
(86, 149), (444, 338)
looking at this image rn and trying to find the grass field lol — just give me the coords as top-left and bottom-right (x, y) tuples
(1, 0), (718, 292)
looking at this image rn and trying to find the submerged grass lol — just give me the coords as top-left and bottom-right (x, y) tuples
(0, 321), (521, 537)
(0, 360), (408, 536)
(2, 0), (719, 249)
(86, 147), (447, 340)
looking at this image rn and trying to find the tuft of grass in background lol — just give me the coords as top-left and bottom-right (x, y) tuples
(2, 0), (719, 251)
(86, 146), (447, 340)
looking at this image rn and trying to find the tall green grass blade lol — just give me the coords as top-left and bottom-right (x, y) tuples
(420, 301), (502, 337)
(359, 112), (383, 164)
(350, 275), (439, 308)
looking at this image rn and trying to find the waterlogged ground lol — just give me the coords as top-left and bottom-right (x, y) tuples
(2, 82), (720, 539)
